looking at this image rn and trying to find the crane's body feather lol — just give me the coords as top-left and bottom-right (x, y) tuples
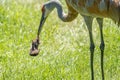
(65, 0), (120, 25)
(44, 0), (120, 25)
(30, 0), (120, 80)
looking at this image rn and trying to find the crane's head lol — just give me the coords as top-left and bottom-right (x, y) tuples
(40, 1), (56, 22)
(40, 0), (61, 28)
(41, 5), (53, 18)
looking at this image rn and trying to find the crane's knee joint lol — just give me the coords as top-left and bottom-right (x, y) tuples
(90, 44), (95, 53)
(100, 42), (105, 51)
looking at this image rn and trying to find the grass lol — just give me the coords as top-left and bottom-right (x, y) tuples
(0, 0), (120, 80)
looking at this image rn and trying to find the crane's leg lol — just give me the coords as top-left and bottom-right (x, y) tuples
(96, 18), (105, 80)
(83, 15), (95, 80)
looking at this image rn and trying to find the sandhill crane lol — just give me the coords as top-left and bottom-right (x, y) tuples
(30, 0), (120, 80)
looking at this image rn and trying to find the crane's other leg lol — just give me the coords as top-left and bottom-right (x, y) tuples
(96, 18), (105, 80)
(83, 15), (95, 80)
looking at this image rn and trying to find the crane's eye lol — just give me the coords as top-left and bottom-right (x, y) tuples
(41, 5), (45, 12)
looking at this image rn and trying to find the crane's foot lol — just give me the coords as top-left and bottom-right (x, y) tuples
(30, 38), (40, 56)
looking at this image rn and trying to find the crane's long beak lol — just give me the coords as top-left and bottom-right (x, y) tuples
(37, 12), (47, 36)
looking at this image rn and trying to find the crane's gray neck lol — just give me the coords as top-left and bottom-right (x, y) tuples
(44, 0), (66, 21)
